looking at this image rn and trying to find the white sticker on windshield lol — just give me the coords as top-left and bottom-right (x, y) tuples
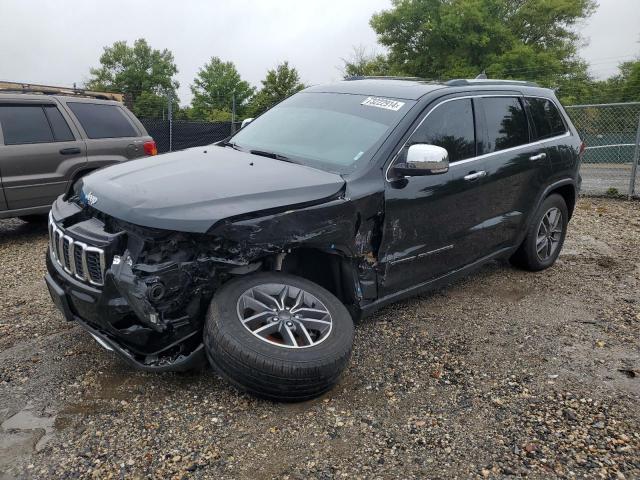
(361, 96), (405, 111)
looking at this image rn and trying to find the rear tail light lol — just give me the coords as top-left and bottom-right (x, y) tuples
(579, 141), (586, 158)
(143, 140), (157, 156)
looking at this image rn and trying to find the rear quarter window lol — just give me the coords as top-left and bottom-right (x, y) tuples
(67, 103), (138, 139)
(0, 104), (54, 145)
(44, 105), (75, 142)
(482, 97), (529, 153)
(526, 97), (567, 140)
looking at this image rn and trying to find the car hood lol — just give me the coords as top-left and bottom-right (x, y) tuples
(80, 146), (345, 233)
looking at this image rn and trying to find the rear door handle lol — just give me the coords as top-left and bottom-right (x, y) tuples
(59, 147), (81, 155)
(529, 153), (547, 161)
(464, 170), (487, 181)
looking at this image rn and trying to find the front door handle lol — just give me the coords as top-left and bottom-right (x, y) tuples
(464, 170), (487, 181)
(59, 147), (81, 155)
(529, 152), (547, 161)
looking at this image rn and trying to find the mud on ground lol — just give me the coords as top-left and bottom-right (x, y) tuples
(0, 197), (638, 479)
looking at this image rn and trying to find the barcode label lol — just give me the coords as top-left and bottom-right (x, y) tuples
(361, 97), (406, 111)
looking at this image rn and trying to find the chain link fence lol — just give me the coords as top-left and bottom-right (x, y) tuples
(139, 118), (237, 154)
(566, 102), (640, 198)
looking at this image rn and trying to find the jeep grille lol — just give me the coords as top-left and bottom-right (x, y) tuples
(49, 213), (106, 286)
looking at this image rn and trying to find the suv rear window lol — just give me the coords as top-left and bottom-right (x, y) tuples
(0, 104), (54, 145)
(526, 97), (567, 140)
(67, 103), (137, 139)
(44, 105), (75, 142)
(482, 97), (529, 153)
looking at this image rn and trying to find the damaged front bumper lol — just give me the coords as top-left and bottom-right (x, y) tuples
(44, 199), (218, 371)
(46, 254), (207, 371)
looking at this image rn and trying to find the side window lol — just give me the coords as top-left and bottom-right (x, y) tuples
(0, 104), (54, 145)
(526, 97), (567, 140)
(67, 103), (138, 139)
(408, 99), (476, 162)
(482, 97), (529, 153)
(43, 105), (75, 142)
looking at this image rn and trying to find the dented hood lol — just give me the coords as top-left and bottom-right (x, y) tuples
(80, 146), (345, 233)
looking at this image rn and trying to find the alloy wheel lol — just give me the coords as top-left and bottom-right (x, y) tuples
(236, 283), (333, 348)
(536, 207), (563, 261)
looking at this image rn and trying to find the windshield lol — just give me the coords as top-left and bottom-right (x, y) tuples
(229, 92), (415, 173)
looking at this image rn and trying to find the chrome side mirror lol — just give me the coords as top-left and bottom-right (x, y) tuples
(392, 144), (449, 176)
(241, 118), (254, 129)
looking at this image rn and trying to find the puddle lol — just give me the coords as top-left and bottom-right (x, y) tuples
(0, 405), (57, 470)
(1, 407), (56, 452)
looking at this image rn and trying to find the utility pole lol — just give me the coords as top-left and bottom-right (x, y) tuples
(628, 113), (640, 199)
(167, 91), (173, 152)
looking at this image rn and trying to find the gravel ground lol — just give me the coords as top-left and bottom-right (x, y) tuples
(0, 197), (639, 479)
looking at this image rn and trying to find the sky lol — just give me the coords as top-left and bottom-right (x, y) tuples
(0, 0), (638, 106)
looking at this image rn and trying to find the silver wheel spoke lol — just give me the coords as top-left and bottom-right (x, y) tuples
(297, 322), (315, 346)
(253, 322), (279, 338)
(242, 310), (272, 325)
(290, 307), (328, 316)
(537, 238), (549, 254)
(237, 283), (333, 349)
(252, 289), (280, 309)
(282, 325), (298, 347)
(291, 289), (304, 311)
(276, 285), (289, 311)
(242, 295), (274, 314)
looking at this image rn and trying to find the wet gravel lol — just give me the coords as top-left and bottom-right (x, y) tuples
(0, 198), (639, 479)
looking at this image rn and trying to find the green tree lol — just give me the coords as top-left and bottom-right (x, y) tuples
(190, 57), (255, 120)
(248, 62), (306, 116)
(87, 39), (179, 102)
(613, 60), (640, 103)
(132, 91), (181, 119)
(368, 0), (597, 92)
(341, 46), (397, 79)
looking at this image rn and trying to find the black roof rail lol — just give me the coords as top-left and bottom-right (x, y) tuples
(445, 79), (540, 87)
(345, 75), (427, 82)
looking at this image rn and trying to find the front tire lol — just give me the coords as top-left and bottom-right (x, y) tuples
(203, 272), (354, 402)
(510, 193), (568, 271)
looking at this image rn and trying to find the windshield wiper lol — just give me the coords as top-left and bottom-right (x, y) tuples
(220, 140), (243, 151)
(249, 149), (300, 164)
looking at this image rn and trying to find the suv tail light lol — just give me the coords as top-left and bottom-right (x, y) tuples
(144, 140), (158, 156)
(579, 141), (586, 158)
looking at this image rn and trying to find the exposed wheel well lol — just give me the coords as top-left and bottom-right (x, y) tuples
(549, 184), (576, 219)
(265, 248), (357, 306)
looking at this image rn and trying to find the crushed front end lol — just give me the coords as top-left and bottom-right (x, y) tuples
(45, 197), (232, 371)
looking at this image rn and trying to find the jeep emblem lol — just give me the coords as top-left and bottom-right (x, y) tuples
(86, 192), (98, 206)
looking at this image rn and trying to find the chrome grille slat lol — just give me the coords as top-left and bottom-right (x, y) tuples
(48, 213), (106, 287)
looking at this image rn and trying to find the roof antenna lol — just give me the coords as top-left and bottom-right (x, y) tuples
(475, 71), (487, 79)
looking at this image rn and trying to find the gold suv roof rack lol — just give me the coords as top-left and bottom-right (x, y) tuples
(0, 81), (123, 102)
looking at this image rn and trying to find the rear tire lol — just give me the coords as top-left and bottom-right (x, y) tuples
(18, 215), (47, 224)
(203, 272), (354, 402)
(510, 193), (568, 271)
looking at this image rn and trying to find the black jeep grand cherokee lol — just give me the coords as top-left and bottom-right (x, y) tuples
(45, 78), (583, 401)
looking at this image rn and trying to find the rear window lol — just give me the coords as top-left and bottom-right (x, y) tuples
(482, 97), (529, 153)
(44, 105), (75, 142)
(67, 103), (137, 139)
(0, 104), (54, 145)
(526, 97), (567, 140)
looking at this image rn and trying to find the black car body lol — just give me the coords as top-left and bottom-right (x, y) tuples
(45, 78), (582, 398)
